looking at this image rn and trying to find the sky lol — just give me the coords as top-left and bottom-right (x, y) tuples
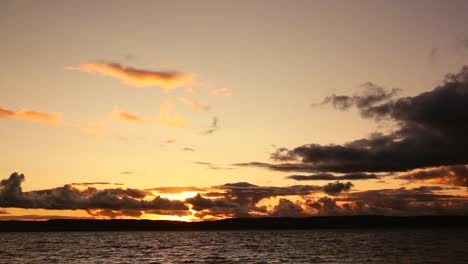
(1, 0), (468, 221)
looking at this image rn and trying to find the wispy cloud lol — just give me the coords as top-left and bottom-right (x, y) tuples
(211, 87), (232, 97)
(193, 161), (232, 170)
(182, 147), (195, 152)
(0, 107), (64, 125)
(66, 60), (192, 91)
(202, 116), (220, 135)
(110, 106), (147, 123)
(177, 97), (209, 111)
(110, 103), (189, 128)
(159, 101), (189, 128)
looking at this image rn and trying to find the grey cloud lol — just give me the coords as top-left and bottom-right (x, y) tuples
(202, 116), (220, 135)
(322, 181), (353, 196)
(398, 165), (468, 187)
(239, 67), (468, 177)
(319, 82), (400, 111)
(268, 199), (308, 218)
(0, 173), (189, 213)
(287, 172), (378, 181)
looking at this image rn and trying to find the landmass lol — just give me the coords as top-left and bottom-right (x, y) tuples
(0, 216), (467, 232)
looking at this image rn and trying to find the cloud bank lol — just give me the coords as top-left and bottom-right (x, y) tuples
(238, 66), (468, 189)
(1, 173), (466, 219)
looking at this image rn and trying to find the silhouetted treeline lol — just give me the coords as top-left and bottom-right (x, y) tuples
(0, 216), (467, 232)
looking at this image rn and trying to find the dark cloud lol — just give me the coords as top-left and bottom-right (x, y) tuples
(185, 182), (323, 218)
(217, 182), (322, 206)
(146, 186), (205, 193)
(287, 172), (378, 181)
(239, 66), (468, 177)
(186, 194), (239, 211)
(318, 82), (400, 111)
(182, 147), (195, 152)
(0, 214), (93, 221)
(202, 116), (220, 135)
(268, 199), (308, 217)
(305, 186), (468, 216)
(0, 173), (189, 214)
(71, 182), (124, 186)
(86, 209), (143, 219)
(398, 165), (468, 187)
(193, 161), (232, 170)
(322, 181), (353, 195)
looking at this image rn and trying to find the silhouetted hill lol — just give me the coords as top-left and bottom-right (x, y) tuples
(0, 216), (467, 232)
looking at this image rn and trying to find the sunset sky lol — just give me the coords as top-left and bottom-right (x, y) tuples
(1, 0), (468, 221)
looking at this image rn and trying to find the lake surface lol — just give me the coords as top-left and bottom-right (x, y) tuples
(0, 229), (467, 263)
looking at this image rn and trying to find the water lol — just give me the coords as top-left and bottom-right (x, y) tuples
(0, 229), (467, 263)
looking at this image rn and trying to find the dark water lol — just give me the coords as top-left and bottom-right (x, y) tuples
(0, 229), (467, 263)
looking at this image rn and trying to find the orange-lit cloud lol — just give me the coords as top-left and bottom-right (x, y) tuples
(110, 106), (147, 123)
(1, 173), (467, 221)
(0, 107), (63, 125)
(110, 103), (189, 128)
(66, 60), (192, 91)
(159, 101), (189, 128)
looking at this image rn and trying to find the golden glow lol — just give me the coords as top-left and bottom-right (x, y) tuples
(156, 191), (200, 201)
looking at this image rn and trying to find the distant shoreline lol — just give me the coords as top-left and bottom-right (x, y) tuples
(1, 216), (467, 232)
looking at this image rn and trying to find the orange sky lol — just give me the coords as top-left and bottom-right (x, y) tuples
(1, 0), (468, 220)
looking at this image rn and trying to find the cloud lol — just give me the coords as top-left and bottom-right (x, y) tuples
(239, 66), (468, 178)
(398, 165), (468, 187)
(0, 173), (189, 213)
(146, 186), (205, 193)
(202, 116), (220, 135)
(66, 60), (192, 91)
(317, 82), (400, 111)
(70, 182), (124, 187)
(159, 101), (189, 128)
(185, 182), (323, 218)
(322, 181), (353, 196)
(287, 173), (378, 181)
(86, 209), (143, 219)
(2, 173), (467, 219)
(186, 194), (239, 211)
(120, 171), (133, 175)
(268, 199), (309, 217)
(211, 88), (232, 97)
(193, 161), (232, 170)
(0, 107), (64, 125)
(163, 138), (177, 144)
(0, 214), (93, 221)
(110, 106), (147, 123)
(110, 103), (189, 128)
(178, 97), (209, 111)
(182, 147), (195, 152)
(0, 209), (8, 215)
